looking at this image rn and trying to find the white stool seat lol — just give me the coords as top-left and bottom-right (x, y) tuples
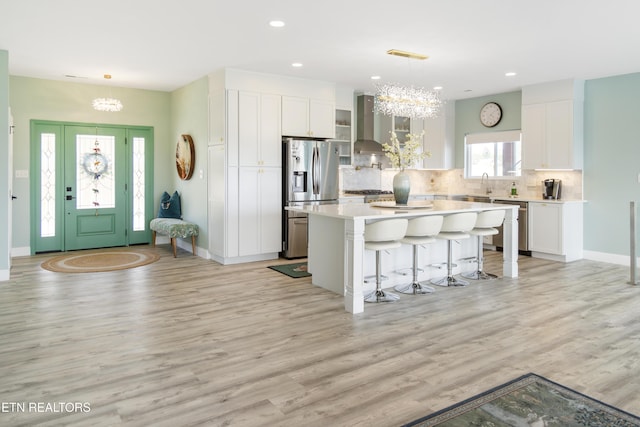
(364, 219), (408, 303)
(463, 209), (505, 280)
(431, 212), (478, 287)
(394, 215), (443, 295)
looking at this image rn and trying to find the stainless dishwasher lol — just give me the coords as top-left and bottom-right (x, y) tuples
(494, 200), (529, 253)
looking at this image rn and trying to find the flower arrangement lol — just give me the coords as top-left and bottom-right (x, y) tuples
(382, 131), (431, 171)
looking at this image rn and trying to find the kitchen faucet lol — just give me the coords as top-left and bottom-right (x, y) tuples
(371, 162), (382, 170)
(481, 172), (492, 194)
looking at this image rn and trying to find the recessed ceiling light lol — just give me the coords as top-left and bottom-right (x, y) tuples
(292, 62), (303, 68)
(433, 86), (443, 91)
(269, 20), (285, 28)
(371, 75), (381, 80)
(505, 72), (517, 77)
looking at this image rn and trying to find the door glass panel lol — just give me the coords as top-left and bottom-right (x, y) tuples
(76, 134), (116, 209)
(132, 137), (145, 231)
(40, 133), (56, 237)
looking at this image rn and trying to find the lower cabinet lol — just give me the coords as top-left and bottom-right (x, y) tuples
(528, 201), (583, 262)
(238, 167), (282, 256)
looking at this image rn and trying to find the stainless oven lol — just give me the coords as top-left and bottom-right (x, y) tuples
(343, 190), (394, 203)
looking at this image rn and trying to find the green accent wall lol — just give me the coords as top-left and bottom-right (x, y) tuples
(454, 91), (522, 168)
(169, 77), (209, 250)
(9, 76), (171, 252)
(584, 72), (640, 256)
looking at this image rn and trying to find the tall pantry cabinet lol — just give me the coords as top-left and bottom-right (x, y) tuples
(207, 69), (335, 265)
(208, 88), (282, 264)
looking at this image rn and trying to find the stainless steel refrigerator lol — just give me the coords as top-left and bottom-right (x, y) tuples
(282, 137), (340, 259)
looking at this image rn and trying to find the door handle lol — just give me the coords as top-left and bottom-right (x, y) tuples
(11, 195), (17, 200)
(66, 195), (76, 200)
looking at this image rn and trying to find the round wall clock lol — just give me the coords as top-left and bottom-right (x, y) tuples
(480, 102), (502, 127)
(176, 134), (195, 180)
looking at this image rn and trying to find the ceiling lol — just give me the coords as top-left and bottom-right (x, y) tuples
(3, 0), (640, 101)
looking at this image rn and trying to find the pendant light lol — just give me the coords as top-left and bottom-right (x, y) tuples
(92, 74), (123, 112)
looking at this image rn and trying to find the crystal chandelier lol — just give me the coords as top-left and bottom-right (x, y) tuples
(92, 74), (123, 112)
(92, 97), (123, 112)
(373, 49), (442, 119)
(374, 83), (441, 119)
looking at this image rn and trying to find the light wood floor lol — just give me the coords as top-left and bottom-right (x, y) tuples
(2, 245), (640, 426)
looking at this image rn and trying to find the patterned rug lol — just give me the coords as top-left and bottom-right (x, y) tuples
(41, 248), (160, 273)
(267, 262), (311, 278)
(403, 373), (640, 426)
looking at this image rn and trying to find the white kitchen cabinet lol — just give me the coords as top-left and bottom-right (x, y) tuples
(521, 79), (584, 170)
(332, 108), (352, 166)
(238, 91), (281, 167)
(238, 167), (282, 256)
(423, 102), (455, 169)
(522, 100), (579, 169)
(282, 96), (335, 138)
(528, 201), (583, 262)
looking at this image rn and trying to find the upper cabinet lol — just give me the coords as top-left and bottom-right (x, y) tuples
(282, 96), (335, 139)
(423, 101), (455, 169)
(238, 91), (281, 167)
(333, 108), (352, 165)
(521, 80), (584, 170)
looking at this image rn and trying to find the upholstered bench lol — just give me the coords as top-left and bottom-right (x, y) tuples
(150, 218), (199, 257)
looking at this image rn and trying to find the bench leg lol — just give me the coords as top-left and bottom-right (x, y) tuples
(171, 238), (177, 258)
(152, 230), (156, 247)
(191, 236), (197, 256)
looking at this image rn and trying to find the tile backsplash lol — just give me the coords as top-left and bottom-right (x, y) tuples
(341, 167), (583, 200)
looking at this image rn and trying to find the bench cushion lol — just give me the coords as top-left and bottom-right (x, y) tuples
(150, 218), (199, 238)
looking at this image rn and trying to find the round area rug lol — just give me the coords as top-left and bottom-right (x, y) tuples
(41, 249), (160, 273)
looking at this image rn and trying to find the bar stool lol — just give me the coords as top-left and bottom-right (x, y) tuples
(364, 218), (409, 303)
(394, 216), (444, 295)
(431, 212), (478, 287)
(462, 209), (506, 280)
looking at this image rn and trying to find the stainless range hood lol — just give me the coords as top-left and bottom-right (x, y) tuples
(353, 95), (385, 154)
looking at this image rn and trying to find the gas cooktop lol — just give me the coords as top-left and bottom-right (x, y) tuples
(344, 190), (393, 195)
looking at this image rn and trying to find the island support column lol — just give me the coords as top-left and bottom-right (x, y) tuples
(344, 218), (365, 314)
(502, 206), (519, 277)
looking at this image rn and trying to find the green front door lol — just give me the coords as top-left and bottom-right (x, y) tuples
(64, 126), (127, 250)
(31, 121), (154, 254)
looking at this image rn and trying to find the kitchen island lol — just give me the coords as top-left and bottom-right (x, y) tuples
(287, 200), (519, 314)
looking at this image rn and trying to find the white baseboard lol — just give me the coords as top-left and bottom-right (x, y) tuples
(0, 269), (9, 281)
(11, 247), (30, 257)
(154, 236), (208, 258)
(211, 252), (279, 265)
(583, 250), (635, 266)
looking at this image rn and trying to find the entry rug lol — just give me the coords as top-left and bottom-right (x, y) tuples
(41, 248), (160, 273)
(403, 373), (640, 427)
(267, 262), (311, 278)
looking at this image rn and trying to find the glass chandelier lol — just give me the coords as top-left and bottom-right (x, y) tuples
(92, 74), (123, 112)
(374, 49), (442, 119)
(374, 83), (441, 119)
(92, 97), (123, 112)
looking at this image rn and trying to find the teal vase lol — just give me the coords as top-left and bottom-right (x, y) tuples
(393, 171), (410, 205)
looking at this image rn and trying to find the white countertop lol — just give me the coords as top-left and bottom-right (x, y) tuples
(287, 199), (515, 220)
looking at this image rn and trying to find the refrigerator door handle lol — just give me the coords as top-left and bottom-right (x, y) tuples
(312, 146), (319, 195)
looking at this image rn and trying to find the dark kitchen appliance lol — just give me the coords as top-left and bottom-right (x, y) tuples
(494, 200), (530, 254)
(282, 137), (340, 259)
(543, 179), (562, 200)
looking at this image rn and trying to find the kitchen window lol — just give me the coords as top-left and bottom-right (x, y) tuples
(464, 130), (522, 178)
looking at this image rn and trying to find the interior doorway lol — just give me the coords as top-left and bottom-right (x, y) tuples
(30, 121), (154, 253)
